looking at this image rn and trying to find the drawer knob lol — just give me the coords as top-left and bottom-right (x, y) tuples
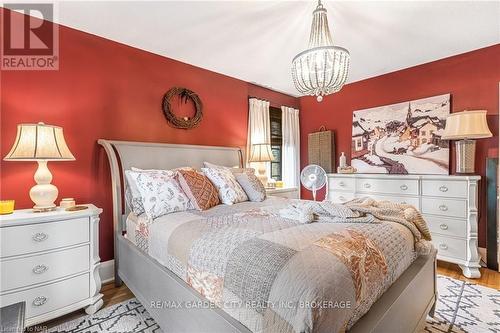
(439, 224), (449, 230)
(33, 296), (48, 307)
(32, 264), (49, 274)
(439, 243), (448, 250)
(400, 185), (408, 191)
(439, 205), (448, 212)
(363, 183), (371, 189)
(439, 185), (449, 192)
(339, 182), (346, 187)
(32, 232), (48, 242)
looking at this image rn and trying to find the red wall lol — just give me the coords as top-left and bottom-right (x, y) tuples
(300, 44), (500, 247)
(0, 17), (299, 261)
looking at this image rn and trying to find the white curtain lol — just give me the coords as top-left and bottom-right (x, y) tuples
(246, 98), (270, 166)
(281, 106), (300, 187)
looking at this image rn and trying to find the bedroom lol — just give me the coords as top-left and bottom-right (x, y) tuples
(0, 1), (499, 332)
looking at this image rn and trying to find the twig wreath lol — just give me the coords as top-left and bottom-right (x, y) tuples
(162, 87), (203, 129)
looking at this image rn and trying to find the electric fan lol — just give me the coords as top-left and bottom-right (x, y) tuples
(300, 164), (327, 201)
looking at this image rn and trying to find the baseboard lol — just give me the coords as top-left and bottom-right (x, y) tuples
(99, 259), (115, 284)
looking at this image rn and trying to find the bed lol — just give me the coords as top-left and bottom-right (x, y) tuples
(98, 139), (437, 333)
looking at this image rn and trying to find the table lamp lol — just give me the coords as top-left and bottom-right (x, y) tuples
(441, 110), (492, 174)
(4, 122), (75, 211)
(249, 143), (274, 186)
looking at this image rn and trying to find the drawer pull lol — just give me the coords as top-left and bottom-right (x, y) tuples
(339, 182), (346, 187)
(400, 184), (408, 191)
(439, 224), (449, 230)
(439, 205), (448, 212)
(32, 296), (48, 307)
(363, 183), (371, 189)
(32, 264), (49, 274)
(32, 232), (48, 242)
(401, 201), (407, 205)
(439, 243), (448, 250)
(338, 196), (346, 202)
(439, 185), (449, 192)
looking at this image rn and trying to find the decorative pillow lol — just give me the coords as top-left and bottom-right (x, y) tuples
(125, 186), (145, 215)
(177, 169), (220, 210)
(125, 170), (191, 220)
(201, 167), (248, 205)
(235, 173), (267, 202)
(203, 162), (254, 175)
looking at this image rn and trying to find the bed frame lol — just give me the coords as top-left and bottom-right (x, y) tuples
(98, 139), (437, 333)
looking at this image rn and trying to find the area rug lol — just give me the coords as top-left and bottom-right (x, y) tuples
(48, 275), (499, 333)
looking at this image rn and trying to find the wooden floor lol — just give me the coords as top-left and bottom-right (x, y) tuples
(35, 261), (499, 331)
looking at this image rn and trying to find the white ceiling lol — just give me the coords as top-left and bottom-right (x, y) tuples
(53, 1), (499, 96)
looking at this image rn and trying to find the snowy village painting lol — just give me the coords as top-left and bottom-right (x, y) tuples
(351, 94), (450, 175)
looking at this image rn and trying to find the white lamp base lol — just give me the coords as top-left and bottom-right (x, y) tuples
(30, 161), (58, 212)
(256, 162), (268, 187)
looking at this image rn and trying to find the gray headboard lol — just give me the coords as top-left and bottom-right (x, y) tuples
(98, 139), (243, 234)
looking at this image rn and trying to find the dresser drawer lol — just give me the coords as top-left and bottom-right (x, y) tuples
(0, 273), (89, 320)
(329, 191), (355, 204)
(329, 178), (355, 192)
(1, 245), (89, 292)
(424, 215), (466, 238)
(358, 193), (420, 209)
(422, 180), (467, 198)
(421, 198), (466, 218)
(432, 235), (466, 260)
(356, 178), (419, 196)
(0, 218), (89, 258)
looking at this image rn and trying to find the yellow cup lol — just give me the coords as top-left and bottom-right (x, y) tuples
(0, 200), (15, 215)
(275, 181), (284, 188)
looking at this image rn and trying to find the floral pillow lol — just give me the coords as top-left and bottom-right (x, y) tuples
(235, 172), (266, 202)
(203, 162), (254, 175)
(125, 170), (191, 220)
(201, 167), (248, 205)
(177, 169), (220, 210)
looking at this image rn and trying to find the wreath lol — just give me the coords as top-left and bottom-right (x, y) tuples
(162, 87), (203, 129)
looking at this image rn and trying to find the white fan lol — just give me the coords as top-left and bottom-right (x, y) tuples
(300, 164), (327, 201)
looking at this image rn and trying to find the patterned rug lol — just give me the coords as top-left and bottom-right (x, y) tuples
(48, 275), (499, 333)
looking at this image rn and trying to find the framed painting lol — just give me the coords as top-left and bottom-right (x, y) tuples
(351, 94), (450, 175)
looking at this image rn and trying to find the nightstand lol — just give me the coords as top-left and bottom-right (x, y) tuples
(266, 187), (300, 199)
(0, 204), (103, 326)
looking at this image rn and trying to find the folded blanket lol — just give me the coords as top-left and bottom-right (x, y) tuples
(279, 197), (432, 255)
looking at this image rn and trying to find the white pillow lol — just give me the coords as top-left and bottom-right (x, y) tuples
(125, 170), (190, 220)
(202, 167), (248, 205)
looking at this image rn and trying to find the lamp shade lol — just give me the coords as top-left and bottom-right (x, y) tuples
(4, 122), (75, 161)
(249, 144), (274, 162)
(441, 110), (492, 140)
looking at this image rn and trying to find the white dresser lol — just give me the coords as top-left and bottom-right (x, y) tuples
(327, 174), (481, 278)
(0, 205), (103, 326)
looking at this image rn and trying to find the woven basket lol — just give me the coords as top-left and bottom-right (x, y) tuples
(308, 126), (335, 173)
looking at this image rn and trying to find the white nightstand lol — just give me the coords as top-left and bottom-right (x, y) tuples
(266, 187), (300, 199)
(0, 204), (103, 326)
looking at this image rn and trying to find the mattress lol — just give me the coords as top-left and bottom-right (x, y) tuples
(125, 197), (418, 333)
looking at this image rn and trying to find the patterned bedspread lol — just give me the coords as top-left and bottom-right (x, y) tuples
(126, 197), (418, 333)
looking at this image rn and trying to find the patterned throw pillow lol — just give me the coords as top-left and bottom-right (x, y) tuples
(125, 168), (176, 215)
(125, 170), (191, 220)
(201, 167), (248, 205)
(203, 162), (254, 175)
(177, 170), (220, 210)
(235, 172), (267, 202)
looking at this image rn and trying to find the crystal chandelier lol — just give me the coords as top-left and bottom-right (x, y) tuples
(291, 0), (350, 102)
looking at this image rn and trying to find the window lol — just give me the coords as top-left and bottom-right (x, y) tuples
(421, 130), (426, 136)
(269, 107), (282, 181)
